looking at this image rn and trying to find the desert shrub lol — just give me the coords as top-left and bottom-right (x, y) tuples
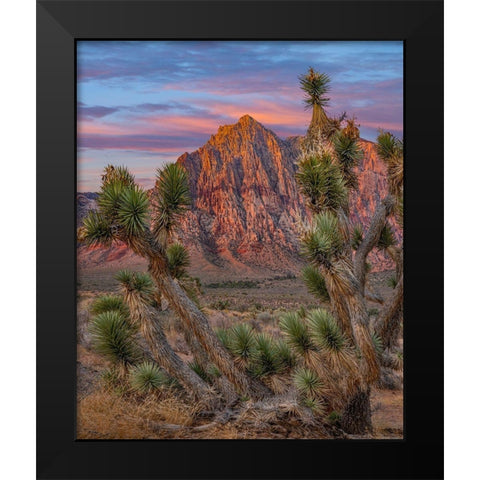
(249, 333), (281, 378)
(293, 367), (324, 398)
(216, 328), (232, 349)
(326, 410), (342, 425)
(279, 312), (315, 355)
(303, 396), (326, 416)
(274, 339), (297, 370)
(308, 309), (347, 353)
(350, 224), (364, 250)
(256, 311), (274, 323)
(210, 299), (230, 310)
(206, 280), (258, 289)
(89, 311), (141, 366)
(129, 361), (170, 393)
(90, 295), (129, 317)
(302, 265), (330, 302)
(371, 332), (384, 355)
(368, 307), (379, 316)
(228, 324), (256, 362)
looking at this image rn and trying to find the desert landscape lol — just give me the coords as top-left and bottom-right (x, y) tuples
(76, 42), (403, 439)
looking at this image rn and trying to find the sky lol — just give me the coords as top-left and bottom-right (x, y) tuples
(77, 41), (403, 192)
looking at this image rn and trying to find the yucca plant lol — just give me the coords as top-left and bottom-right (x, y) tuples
(308, 309), (357, 381)
(279, 312), (315, 356)
(151, 163), (191, 247)
(166, 242), (191, 279)
(302, 396), (327, 416)
(350, 224), (364, 250)
(80, 163), (263, 399)
(377, 222), (397, 251)
(274, 339), (297, 371)
(293, 68), (404, 434)
(294, 367), (324, 398)
(376, 130), (404, 199)
(332, 129), (363, 191)
(129, 361), (170, 393)
(300, 211), (344, 267)
(301, 265), (330, 303)
(216, 328), (232, 350)
(115, 268), (216, 403)
(228, 324), (256, 365)
(249, 333), (281, 378)
(89, 310), (141, 369)
(296, 154), (348, 214)
(371, 332), (384, 356)
(90, 295), (129, 317)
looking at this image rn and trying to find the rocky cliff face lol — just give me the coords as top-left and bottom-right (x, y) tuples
(176, 115), (306, 275)
(77, 115), (400, 278)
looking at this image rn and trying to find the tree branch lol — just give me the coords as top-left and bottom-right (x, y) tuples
(374, 273), (403, 350)
(353, 196), (395, 293)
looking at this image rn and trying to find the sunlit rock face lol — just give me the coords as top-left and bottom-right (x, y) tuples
(77, 116), (401, 277)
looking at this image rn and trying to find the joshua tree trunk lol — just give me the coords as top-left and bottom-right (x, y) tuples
(353, 196), (394, 294)
(340, 386), (373, 434)
(149, 258), (270, 399)
(172, 313), (239, 404)
(138, 307), (218, 406)
(374, 273), (404, 350)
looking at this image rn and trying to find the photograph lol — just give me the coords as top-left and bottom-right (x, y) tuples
(75, 40), (404, 440)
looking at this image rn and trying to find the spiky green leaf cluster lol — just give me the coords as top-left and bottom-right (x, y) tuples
(376, 131), (403, 197)
(152, 163), (191, 244)
(351, 224), (364, 250)
(301, 211), (344, 266)
(279, 312), (315, 355)
(90, 295), (129, 317)
(293, 367), (323, 398)
(296, 154), (348, 214)
(216, 328), (232, 350)
(166, 243), (190, 279)
(299, 68), (331, 108)
(377, 223), (396, 251)
(188, 360), (210, 382)
(301, 265), (330, 302)
(101, 165), (136, 187)
(115, 270), (154, 299)
(249, 333), (281, 378)
(81, 166), (149, 245)
(81, 210), (113, 247)
(89, 311), (141, 366)
(227, 323), (256, 361)
(274, 339), (297, 370)
(116, 186), (150, 236)
(129, 361), (169, 393)
(303, 396), (326, 416)
(371, 332), (384, 355)
(332, 130), (363, 190)
(308, 309), (346, 353)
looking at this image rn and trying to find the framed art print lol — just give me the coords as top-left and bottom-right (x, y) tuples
(37, 1), (444, 479)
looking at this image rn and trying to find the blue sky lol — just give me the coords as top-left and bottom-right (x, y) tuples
(77, 41), (403, 191)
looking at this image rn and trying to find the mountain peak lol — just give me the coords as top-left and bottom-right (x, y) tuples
(237, 114), (257, 125)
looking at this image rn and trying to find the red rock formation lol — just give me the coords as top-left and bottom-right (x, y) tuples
(77, 115), (401, 278)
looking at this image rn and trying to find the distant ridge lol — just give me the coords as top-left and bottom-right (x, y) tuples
(77, 115), (400, 279)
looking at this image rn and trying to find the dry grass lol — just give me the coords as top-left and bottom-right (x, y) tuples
(77, 389), (201, 439)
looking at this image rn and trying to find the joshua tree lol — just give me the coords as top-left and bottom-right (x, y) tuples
(114, 270), (218, 405)
(79, 163), (268, 400)
(295, 67), (404, 433)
